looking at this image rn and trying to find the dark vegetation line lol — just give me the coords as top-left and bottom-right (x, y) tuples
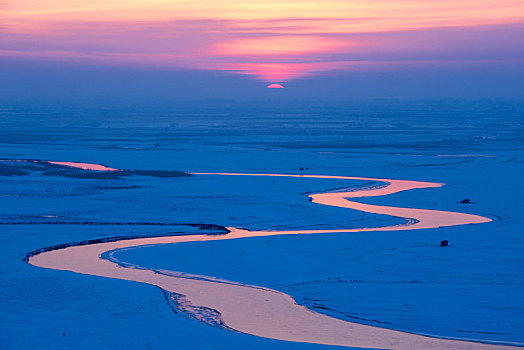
(4, 221), (227, 228)
(94, 186), (141, 189)
(301, 181), (384, 196)
(309, 304), (519, 347)
(457, 330), (509, 335)
(0, 159), (191, 178)
(311, 303), (392, 325)
(23, 223), (230, 263)
(101, 248), (275, 293)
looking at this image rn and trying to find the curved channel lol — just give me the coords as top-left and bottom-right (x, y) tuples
(28, 164), (519, 349)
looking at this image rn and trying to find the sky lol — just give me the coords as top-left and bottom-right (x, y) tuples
(1, 0), (523, 101)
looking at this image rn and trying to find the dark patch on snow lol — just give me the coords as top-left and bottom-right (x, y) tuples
(160, 288), (178, 315)
(168, 292), (237, 331)
(0, 163), (29, 176)
(41, 169), (124, 179)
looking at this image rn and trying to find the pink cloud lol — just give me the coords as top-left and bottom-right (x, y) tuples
(1, 2), (523, 81)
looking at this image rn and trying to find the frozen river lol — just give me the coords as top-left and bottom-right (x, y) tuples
(1, 102), (523, 349)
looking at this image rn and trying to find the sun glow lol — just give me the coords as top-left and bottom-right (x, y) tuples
(2, 0), (523, 81)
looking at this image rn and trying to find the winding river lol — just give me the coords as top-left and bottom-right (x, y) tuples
(27, 161), (519, 349)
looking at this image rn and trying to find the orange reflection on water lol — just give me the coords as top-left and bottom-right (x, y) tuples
(47, 161), (119, 171)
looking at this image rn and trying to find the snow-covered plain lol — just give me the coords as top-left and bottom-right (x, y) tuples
(1, 102), (523, 349)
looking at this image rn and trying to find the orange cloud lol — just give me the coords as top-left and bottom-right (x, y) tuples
(5, 0), (523, 27)
(215, 36), (350, 56)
